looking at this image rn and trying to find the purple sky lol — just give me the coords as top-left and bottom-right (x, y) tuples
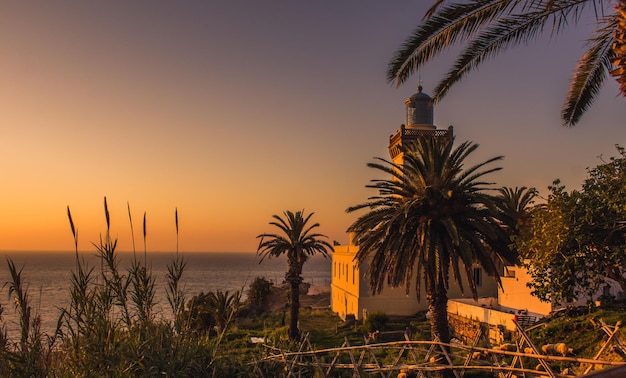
(0, 1), (624, 252)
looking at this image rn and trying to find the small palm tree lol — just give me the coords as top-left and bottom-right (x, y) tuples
(257, 210), (332, 340)
(388, 0), (621, 126)
(347, 137), (518, 346)
(207, 290), (240, 333)
(495, 186), (542, 232)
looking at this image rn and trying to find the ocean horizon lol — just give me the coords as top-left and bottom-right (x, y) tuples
(0, 250), (332, 339)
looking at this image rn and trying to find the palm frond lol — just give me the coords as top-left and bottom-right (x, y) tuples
(389, 0), (613, 126)
(562, 17), (616, 125)
(434, 10), (552, 100)
(388, 0), (521, 86)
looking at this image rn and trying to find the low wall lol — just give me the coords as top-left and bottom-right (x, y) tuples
(448, 314), (499, 345)
(448, 299), (517, 331)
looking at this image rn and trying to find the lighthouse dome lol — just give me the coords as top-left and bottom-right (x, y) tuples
(405, 86), (435, 129)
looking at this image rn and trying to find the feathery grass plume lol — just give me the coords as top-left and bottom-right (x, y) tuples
(127, 202), (137, 258)
(67, 206), (78, 254)
(104, 196), (110, 232)
(143, 211), (147, 265)
(175, 207), (179, 255)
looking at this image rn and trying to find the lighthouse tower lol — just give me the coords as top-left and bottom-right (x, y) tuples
(388, 86), (453, 165)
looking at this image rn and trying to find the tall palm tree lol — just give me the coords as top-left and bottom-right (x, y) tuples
(388, 0), (621, 126)
(257, 210), (332, 340)
(347, 137), (518, 346)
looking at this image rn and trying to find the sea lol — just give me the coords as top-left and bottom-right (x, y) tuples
(0, 251), (331, 340)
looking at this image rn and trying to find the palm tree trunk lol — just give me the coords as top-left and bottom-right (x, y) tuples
(289, 280), (300, 340)
(427, 280), (454, 378)
(286, 261), (304, 341)
(427, 281), (450, 344)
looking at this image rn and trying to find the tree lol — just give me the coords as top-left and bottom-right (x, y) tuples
(515, 181), (590, 303)
(517, 146), (626, 304)
(257, 210), (332, 340)
(246, 276), (273, 314)
(571, 146), (626, 294)
(388, 0), (623, 126)
(347, 136), (518, 347)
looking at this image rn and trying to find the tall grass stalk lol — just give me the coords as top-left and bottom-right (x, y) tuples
(5, 260), (33, 346)
(64, 206), (93, 355)
(166, 208), (187, 333)
(127, 202), (137, 259)
(94, 197), (132, 328)
(4, 258), (51, 376)
(127, 203), (156, 328)
(143, 212), (147, 265)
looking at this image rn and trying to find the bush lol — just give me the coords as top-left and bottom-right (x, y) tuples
(246, 277), (273, 314)
(363, 311), (389, 332)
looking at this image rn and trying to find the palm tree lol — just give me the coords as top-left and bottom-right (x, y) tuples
(207, 290), (240, 333)
(495, 186), (542, 232)
(257, 210), (332, 340)
(613, 0), (626, 95)
(347, 136), (518, 346)
(186, 290), (240, 334)
(388, 0), (621, 126)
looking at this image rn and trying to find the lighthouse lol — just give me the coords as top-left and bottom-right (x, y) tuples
(388, 86), (453, 165)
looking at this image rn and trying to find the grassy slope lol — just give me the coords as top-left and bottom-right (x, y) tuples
(219, 305), (626, 376)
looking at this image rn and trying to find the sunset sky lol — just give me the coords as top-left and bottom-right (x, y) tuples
(0, 1), (624, 253)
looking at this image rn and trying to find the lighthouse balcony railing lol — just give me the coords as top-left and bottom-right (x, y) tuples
(389, 125), (454, 146)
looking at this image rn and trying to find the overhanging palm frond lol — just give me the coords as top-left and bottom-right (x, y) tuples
(388, 0), (522, 86)
(434, 10), (555, 101)
(389, 0), (615, 126)
(563, 17), (617, 125)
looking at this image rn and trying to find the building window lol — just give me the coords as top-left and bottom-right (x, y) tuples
(503, 269), (516, 278)
(473, 268), (482, 287)
(352, 265), (355, 284)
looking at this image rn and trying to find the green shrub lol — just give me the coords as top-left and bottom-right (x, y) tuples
(363, 311), (389, 332)
(246, 276), (273, 314)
